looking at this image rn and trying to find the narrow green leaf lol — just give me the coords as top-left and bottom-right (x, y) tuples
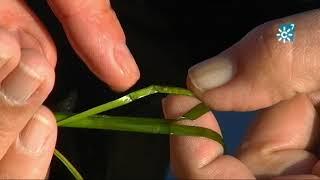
(178, 103), (211, 120)
(54, 149), (84, 180)
(57, 85), (193, 126)
(56, 114), (224, 146)
(53, 86), (221, 180)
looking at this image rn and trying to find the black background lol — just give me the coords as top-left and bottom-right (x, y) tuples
(25, 1), (320, 179)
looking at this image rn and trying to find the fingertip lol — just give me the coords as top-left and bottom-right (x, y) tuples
(48, 0), (140, 92)
(186, 10), (320, 112)
(0, 106), (57, 179)
(106, 72), (140, 92)
(90, 41), (140, 92)
(186, 76), (202, 99)
(187, 52), (236, 94)
(161, 95), (200, 119)
(108, 44), (140, 92)
(106, 51), (140, 92)
(18, 106), (57, 155)
(35, 106), (57, 134)
(164, 95), (226, 178)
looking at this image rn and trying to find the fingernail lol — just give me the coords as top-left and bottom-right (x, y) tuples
(19, 114), (51, 153)
(188, 55), (235, 92)
(1, 62), (42, 103)
(113, 44), (139, 77)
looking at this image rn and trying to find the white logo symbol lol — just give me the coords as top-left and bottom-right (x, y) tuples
(276, 23), (295, 43)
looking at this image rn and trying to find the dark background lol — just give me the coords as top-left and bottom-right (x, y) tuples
(26, 1), (320, 179)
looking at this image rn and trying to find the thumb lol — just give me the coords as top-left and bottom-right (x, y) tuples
(188, 9), (320, 111)
(0, 106), (57, 179)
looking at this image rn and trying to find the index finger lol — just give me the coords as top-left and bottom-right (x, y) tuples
(162, 95), (254, 179)
(47, 0), (140, 91)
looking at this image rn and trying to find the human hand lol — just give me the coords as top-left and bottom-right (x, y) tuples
(187, 9), (320, 111)
(2, 0), (139, 93)
(0, 29), (56, 178)
(163, 95), (320, 179)
(47, 0), (140, 91)
(163, 9), (320, 179)
(0, 0), (139, 178)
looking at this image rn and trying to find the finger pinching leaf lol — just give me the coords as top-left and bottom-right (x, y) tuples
(54, 85), (224, 179)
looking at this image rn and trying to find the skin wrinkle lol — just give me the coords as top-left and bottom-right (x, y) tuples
(13, 2), (56, 65)
(241, 149), (304, 177)
(241, 132), (309, 158)
(17, 132), (50, 156)
(17, 29), (47, 61)
(0, 2), (56, 66)
(198, 148), (224, 170)
(197, 143), (224, 170)
(4, 27), (50, 66)
(240, 127), (317, 176)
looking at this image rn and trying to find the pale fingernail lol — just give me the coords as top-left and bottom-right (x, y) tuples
(1, 62), (42, 103)
(188, 55), (235, 93)
(19, 114), (51, 154)
(113, 44), (140, 77)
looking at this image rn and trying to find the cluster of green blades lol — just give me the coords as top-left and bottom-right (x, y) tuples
(54, 85), (224, 179)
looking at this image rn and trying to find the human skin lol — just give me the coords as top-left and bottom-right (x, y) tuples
(163, 9), (320, 179)
(0, 1), (320, 179)
(0, 0), (139, 178)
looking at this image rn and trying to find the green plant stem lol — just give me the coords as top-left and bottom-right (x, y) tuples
(57, 85), (193, 126)
(178, 103), (211, 121)
(56, 114), (224, 146)
(53, 85), (221, 179)
(54, 149), (84, 180)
